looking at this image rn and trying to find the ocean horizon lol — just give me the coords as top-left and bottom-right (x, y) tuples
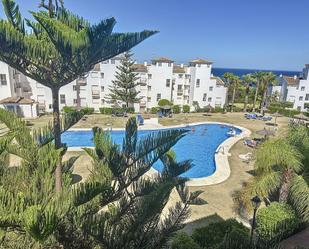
(212, 67), (300, 78)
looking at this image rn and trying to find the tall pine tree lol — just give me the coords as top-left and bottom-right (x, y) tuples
(108, 52), (141, 110)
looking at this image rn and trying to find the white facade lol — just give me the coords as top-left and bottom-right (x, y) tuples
(270, 65), (309, 112)
(0, 56), (228, 114)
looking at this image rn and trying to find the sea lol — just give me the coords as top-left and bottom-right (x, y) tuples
(212, 68), (301, 78)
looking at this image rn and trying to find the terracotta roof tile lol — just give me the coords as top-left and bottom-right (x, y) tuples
(0, 97), (35, 105)
(190, 59), (213, 65)
(133, 64), (148, 73)
(283, 76), (299, 86)
(152, 57), (174, 63)
(173, 65), (185, 74)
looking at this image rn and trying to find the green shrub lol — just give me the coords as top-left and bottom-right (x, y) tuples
(217, 227), (251, 249)
(150, 107), (158, 114)
(171, 232), (201, 249)
(192, 219), (249, 248)
(172, 105), (180, 114)
(62, 106), (75, 113)
(99, 107), (113, 115)
(304, 103), (309, 110)
(158, 99), (171, 107)
(183, 105), (190, 113)
(267, 106), (300, 117)
(214, 106), (223, 113)
(256, 202), (301, 242)
(80, 107), (95, 115)
(126, 107), (135, 114)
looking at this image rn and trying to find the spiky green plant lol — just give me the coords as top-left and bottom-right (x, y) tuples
(0, 109), (202, 248)
(0, 0), (157, 191)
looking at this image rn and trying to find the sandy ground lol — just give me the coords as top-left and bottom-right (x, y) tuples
(12, 113), (290, 232)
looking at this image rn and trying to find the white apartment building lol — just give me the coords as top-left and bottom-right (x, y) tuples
(271, 64), (309, 112)
(0, 56), (227, 117)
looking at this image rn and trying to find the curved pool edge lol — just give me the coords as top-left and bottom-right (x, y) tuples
(67, 121), (252, 186)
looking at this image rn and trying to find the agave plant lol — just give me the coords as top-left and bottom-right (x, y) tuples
(0, 0), (157, 191)
(0, 110), (203, 248)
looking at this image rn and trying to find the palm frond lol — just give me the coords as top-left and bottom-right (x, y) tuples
(2, 0), (24, 33)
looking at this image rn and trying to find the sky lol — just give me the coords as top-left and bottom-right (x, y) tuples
(0, 0), (309, 71)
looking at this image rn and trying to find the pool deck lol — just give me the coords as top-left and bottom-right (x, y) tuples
(67, 121), (251, 187)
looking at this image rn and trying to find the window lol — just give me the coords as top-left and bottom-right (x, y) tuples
(203, 93), (207, 101)
(196, 79), (200, 88)
(305, 94), (309, 101)
(297, 106), (301, 111)
(73, 99), (77, 104)
(60, 94), (66, 104)
(147, 86), (152, 91)
(299, 96), (303, 101)
(147, 97), (151, 102)
(156, 93), (161, 101)
(177, 85), (182, 90)
(168, 63), (172, 67)
(197, 64), (201, 68)
(0, 74), (7, 85)
(101, 99), (105, 104)
(148, 74), (152, 79)
(301, 86), (305, 91)
(101, 86), (105, 92)
(158, 62), (162, 67)
(208, 97), (212, 102)
(110, 59), (115, 64)
(73, 85), (77, 91)
(209, 86), (213, 91)
(101, 73), (104, 78)
(91, 72), (99, 78)
(178, 74), (183, 78)
(185, 74), (190, 79)
(49, 104), (52, 109)
(166, 79), (171, 87)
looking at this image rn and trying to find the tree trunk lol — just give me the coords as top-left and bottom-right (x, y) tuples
(52, 88), (62, 192)
(260, 88), (267, 115)
(243, 86), (249, 112)
(253, 81), (259, 112)
(231, 86), (236, 112)
(279, 168), (293, 203)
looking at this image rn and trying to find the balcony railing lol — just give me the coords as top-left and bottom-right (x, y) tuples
(92, 90), (100, 99)
(77, 78), (87, 86)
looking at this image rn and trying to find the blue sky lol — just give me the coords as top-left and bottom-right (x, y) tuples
(1, 0), (308, 71)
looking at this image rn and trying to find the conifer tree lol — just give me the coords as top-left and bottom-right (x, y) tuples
(108, 51), (141, 110)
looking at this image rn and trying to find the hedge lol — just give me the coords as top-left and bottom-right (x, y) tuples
(158, 99), (171, 107)
(192, 219), (249, 248)
(256, 202), (301, 243)
(80, 107), (95, 115)
(150, 107), (158, 114)
(183, 105), (190, 113)
(100, 107), (113, 115)
(171, 232), (201, 249)
(267, 106), (300, 117)
(172, 105), (180, 114)
(62, 106), (75, 113)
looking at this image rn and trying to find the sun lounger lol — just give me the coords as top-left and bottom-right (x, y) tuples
(244, 139), (257, 148)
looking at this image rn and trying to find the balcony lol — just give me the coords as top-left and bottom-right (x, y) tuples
(92, 90), (100, 99)
(139, 78), (147, 86)
(22, 86), (32, 92)
(77, 78), (87, 86)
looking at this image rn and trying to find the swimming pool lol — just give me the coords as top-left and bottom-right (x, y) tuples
(62, 124), (241, 179)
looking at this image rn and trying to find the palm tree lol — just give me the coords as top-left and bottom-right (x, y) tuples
(242, 74), (254, 112)
(260, 72), (277, 115)
(252, 72), (265, 112)
(223, 73), (241, 112)
(238, 125), (309, 222)
(0, 0), (157, 191)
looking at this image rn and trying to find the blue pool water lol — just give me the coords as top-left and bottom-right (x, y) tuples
(62, 124), (241, 178)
